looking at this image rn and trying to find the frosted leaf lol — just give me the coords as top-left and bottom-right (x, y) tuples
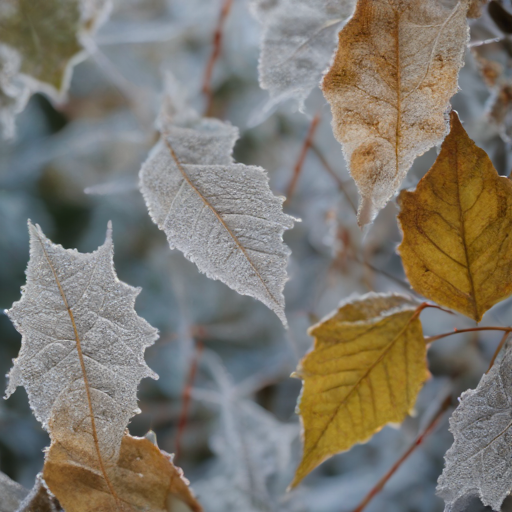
(0, 44), (29, 139)
(0, 471), (28, 512)
(5, 222), (158, 469)
(251, 0), (356, 120)
(322, 0), (470, 225)
(437, 340), (512, 511)
(194, 373), (299, 512)
(140, 89), (295, 326)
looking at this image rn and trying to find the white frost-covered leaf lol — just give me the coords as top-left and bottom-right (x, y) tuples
(250, 0), (356, 122)
(0, 44), (29, 139)
(437, 341), (512, 511)
(5, 222), (158, 468)
(139, 82), (295, 326)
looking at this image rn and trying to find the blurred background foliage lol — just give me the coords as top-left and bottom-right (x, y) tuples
(1, 1), (512, 511)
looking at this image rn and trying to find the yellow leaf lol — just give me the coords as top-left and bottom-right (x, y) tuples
(398, 111), (512, 322)
(43, 434), (203, 512)
(292, 293), (428, 487)
(322, 0), (469, 225)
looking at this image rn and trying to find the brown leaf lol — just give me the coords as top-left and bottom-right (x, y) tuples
(291, 293), (428, 487)
(398, 111), (512, 322)
(43, 434), (203, 512)
(322, 0), (469, 225)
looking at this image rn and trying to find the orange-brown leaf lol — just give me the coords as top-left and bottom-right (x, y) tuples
(43, 434), (203, 512)
(398, 111), (512, 322)
(322, 0), (469, 225)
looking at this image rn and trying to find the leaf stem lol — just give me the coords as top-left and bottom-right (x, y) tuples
(202, 0), (234, 116)
(425, 326), (512, 344)
(351, 395), (451, 512)
(285, 113), (321, 202)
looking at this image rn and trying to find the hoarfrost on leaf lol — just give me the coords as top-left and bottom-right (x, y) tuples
(139, 82), (295, 326)
(250, 0), (356, 123)
(0, 44), (29, 139)
(5, 221), (158, 469)
(437, 339), (512, 511)
(322, 0), (469, 225)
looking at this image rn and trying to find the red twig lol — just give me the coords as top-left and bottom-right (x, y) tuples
(174, 339), (204, 462)
(425, 326), (512, 344)
(310, 142), (357, 214)
(285, 113), (321, 202)
(351, 396), (452, 512)
(202, 0), (234, 116)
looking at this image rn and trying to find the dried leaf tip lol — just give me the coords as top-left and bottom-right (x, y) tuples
(322, 0), (469, 226)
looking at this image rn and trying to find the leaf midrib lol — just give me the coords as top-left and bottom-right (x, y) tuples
(303, 310), (418, 462)
(32, 227), (123, 511)
(164, 138), (281, 309)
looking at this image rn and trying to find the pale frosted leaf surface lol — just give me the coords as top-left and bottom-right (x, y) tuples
(140, 91), (295, 325)
(0, 44), (29, 139)
(5, 222), (158, 468)
(437, 341), (512, 511)
(322, 0), (469, 225)
(253, 0), (356, 116)
(0, 471), (28, 512)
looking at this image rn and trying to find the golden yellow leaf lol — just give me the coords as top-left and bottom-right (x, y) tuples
(292, 293), (428, 487)
(322, 0), (469, 225)
(43, 434), (203, 512)
(398, 111), (512, 322)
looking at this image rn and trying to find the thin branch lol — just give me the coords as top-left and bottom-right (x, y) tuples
(347, 254), (415, 293)
(351, 395), (452, 512)
(310, 142), (357, 214)
(174, 339), (204, 462)
(285, 113), (321, 201)
(202, 0), (234, 116)
(426, 326), (512, 344)
(487, 330), (510, 373)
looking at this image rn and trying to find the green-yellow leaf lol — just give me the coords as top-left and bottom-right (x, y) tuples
(292, 293), (428, 487)
(398, 110), (512, 322)
(0, 0), (83, 91)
